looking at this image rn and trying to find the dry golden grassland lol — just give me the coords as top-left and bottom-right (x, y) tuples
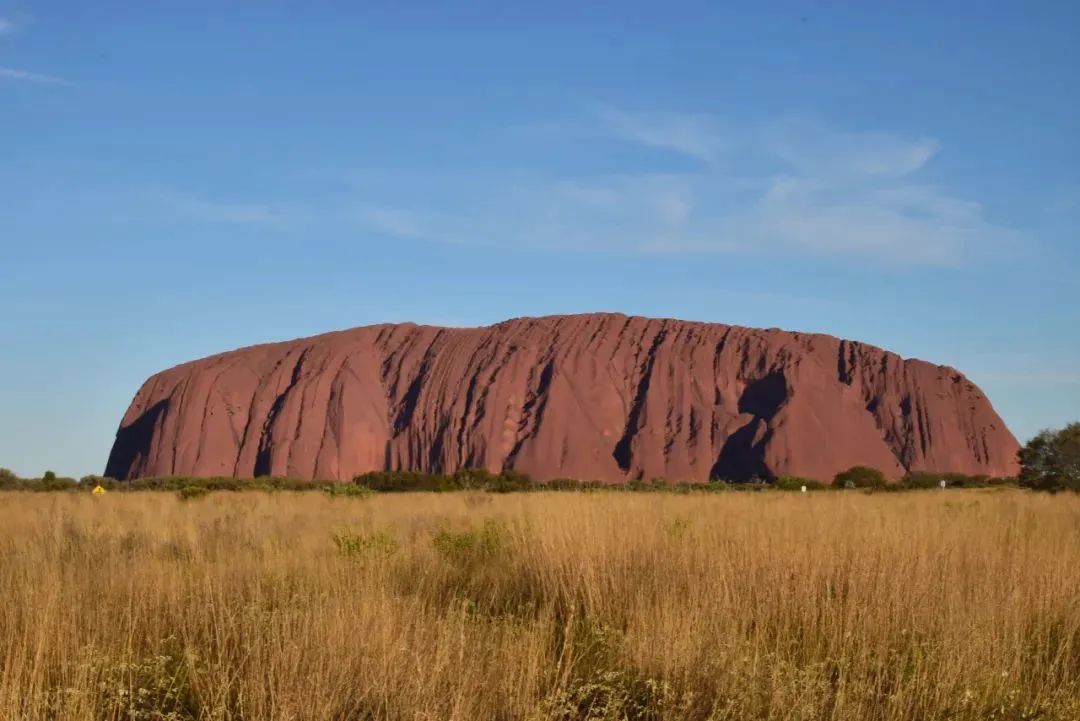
(1, 489), (1078, 721)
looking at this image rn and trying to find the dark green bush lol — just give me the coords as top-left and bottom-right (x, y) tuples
(0, 468), (18, 489)
(774, 476), (824, 491)
(833, 466), (887, 489)
(488, 470), (533, 493)
(325, 483), (373, 498)
(543, 478), (585, 491)
(942, 472), (989, 488)
(79, 475), (119, 490)
(353, 468), (533, 493)
(37, 475), (79, 491)
(451, 468), (496, 489)
(123, 475), (325, 492)
(901, 471), (1015, 489)
(354, 470), (455, 492)
(900, 471), (945, 489)
(177, 485), (210, 500)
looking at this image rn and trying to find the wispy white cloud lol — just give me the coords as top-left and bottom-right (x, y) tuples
(155, 192), (283, 226)
(717, 173), (1000, 264)
(153, 190), (426, 243)
(1, 14), (39, 38)
(596, 105), (727, 162)
(0, 16), (74, 86)
(354, 206), (420, 238)
(0, 14), (29, 36)
(761, 118), (940, 178)
(0, 66), (74, 86)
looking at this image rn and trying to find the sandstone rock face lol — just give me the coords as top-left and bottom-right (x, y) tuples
(106, 314), (1019, 483)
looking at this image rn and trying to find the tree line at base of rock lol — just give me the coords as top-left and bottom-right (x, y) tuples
(3, 422), (1077, 494)
(0, 465), (1059, 495)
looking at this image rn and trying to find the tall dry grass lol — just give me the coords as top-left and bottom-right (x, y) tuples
(0, 489), (1077, 720)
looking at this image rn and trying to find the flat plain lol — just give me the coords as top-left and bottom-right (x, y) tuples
(1, 489), (1078, 721)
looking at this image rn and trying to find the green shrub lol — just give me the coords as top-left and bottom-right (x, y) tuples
(545, 618), (669, 720)
(900, 471), (944, 489)
(986, 476), (1019, 487)
(99, 640), (198, 721)
(432, 519), (507, 565)
(353, 468), (534, 493)
(331, 529), (397, 558)
(664, 516), (691, 538)
(833, 466), (887, 489)
(324, 483), (373, 498)
(902, 471), (1006, 489)
(79, 475), (119, 491)
(124, 476), (324, 492)
(774, 475), (824, 491)
(354, 470), (454, 492)
(177, 486), (209, 501)
(451, 468), (496, 489)
(488, 470), (533, 493)
(543, 478), (585, 491)
(547, 668), (668, 721)
(942, 472), (989, 488)
(37, 475), (79, 491)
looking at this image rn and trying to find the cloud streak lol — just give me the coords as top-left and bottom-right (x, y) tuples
(760, 119), (940, 178)
(596, 105), (727, 162)
(153, 190), (425, 242)
(154, 192), (283, 226)
(353, 206), (421, 238)
(0, 67), (74, 86)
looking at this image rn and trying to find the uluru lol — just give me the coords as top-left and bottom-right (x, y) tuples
(105, 313), (1019, 483)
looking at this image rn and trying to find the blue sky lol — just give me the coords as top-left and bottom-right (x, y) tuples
(1, 1), (1077, 477)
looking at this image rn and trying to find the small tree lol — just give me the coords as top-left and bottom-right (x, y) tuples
(43, 471), (56, 482)
(833, 465), (887, 489)
(1019, 423), (1080, 491)
(0, 468), (18, 489)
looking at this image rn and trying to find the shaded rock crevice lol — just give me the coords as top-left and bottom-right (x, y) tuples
(612, 323), (669, 474)
(253, 347), (310, 477)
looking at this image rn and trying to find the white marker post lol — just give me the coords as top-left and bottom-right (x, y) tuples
(939, 479), (946, 489)
(801, 485), (807, 493)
